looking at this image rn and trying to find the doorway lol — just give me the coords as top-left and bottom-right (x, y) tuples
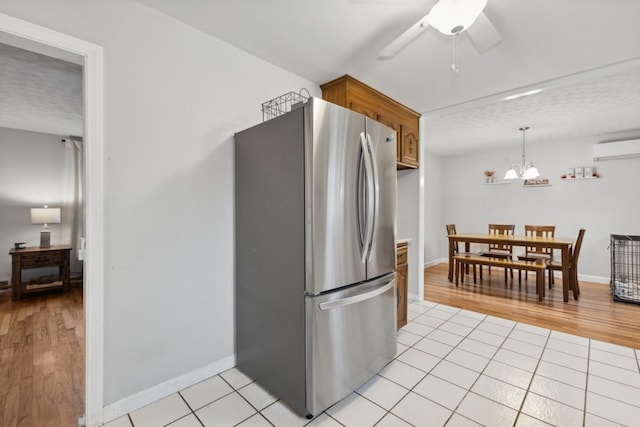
(0, 13), (105, 427)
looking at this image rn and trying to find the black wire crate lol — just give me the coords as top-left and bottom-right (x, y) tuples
(610, 234), (640, 304)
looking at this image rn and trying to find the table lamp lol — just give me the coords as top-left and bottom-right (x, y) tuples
(31, 205), (61, 247)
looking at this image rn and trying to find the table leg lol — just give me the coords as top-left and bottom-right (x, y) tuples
(464, 242), (470, 274)
(62, 250), (70, 292)
(11, 255), (21, 300)
(561, 246), (570, 302)
(448, 237), (454, 282)
(537, 269), (543, 301)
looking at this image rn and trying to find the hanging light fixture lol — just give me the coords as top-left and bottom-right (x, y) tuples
(504, 126), (540, 180)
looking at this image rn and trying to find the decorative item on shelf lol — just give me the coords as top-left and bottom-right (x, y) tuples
(31, 205), (61, 247)
(560, 166), (600, 180)
(574, 166), (584, 178)
(504, 126), (541, 180)
(523, 178), (550, 186)
(483, 170), (495, 183)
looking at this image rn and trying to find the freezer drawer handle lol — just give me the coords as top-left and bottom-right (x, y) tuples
(318, 282), (394, 310)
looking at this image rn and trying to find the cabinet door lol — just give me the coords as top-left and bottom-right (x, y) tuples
(399, 124), (419, 168)
(396, 263), (408, 329)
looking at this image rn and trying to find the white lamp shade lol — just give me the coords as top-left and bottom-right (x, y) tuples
(31, 207), (61, 225)
(523, 166), (540, 179)
(429, 0), (487, 35)
(504, 168), (519, 180)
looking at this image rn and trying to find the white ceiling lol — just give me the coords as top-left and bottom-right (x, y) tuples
(134, 0), (640, 156)
(2, 0), (640, 155)
(0, 42), (83, 137)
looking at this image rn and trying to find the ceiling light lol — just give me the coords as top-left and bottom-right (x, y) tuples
(429, 0), (487, 35)
(428, 0), (488, 73)
(502, 89), (543, 101)
(504, 126), (540, 180)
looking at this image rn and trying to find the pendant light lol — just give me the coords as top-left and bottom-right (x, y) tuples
(504, 126), (540, 180)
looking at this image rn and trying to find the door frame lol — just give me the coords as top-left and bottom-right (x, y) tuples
(0, 13), (105, 426)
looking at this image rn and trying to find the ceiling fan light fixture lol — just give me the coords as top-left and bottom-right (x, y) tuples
(429, 0), (488, 35)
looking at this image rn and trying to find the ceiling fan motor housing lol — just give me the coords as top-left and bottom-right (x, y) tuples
(429, 0), (488, 35)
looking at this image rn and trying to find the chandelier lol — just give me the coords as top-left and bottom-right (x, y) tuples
(504, 126), (540, 180)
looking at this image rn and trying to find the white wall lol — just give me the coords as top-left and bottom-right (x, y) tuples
(397, 169), (421, 299)
(0, 127), (66, 280)
(425, 137), (640, 281)
(0, 0), (320, 408)
(423, 149), (443, 267)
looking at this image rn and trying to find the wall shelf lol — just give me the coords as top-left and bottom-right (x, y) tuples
(484, 181), (511, 185)
(523, 184), (552, 187)
(561, 176), (601, 181)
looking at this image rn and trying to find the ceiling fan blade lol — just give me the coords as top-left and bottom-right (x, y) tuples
(349, 0), (421, 3)
(378, 14), (431, 60)
(466, 11), (501, 53)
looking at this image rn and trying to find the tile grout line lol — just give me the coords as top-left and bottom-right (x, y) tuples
(375, 304), (471, 425)
(442, 316), (521, 426)
(511, 325), (552, 426)
(426, 305), (514, 426)
(223, 376), (279, 427)
(377, 305), (463, 426)
(582, 339), (591, 427)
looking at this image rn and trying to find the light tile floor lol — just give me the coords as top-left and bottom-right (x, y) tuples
(103, 301), (640, 426)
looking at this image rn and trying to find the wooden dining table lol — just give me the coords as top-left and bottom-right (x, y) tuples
(447, 233), (578, 302)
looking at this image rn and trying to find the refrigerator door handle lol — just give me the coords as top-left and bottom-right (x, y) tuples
(359, 132), (374, 264)
(365, 133), (379, 262)
(356, 134), (366, 256)
(318, 281), (394, 310)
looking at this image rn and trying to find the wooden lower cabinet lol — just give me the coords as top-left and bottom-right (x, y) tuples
(396, 242), (408, 329)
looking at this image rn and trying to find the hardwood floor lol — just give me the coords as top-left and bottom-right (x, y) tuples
(424, 263), (640, 349)
(0, 285), (84, 427)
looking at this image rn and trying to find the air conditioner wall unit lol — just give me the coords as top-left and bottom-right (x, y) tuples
(593, 139), (640, 161)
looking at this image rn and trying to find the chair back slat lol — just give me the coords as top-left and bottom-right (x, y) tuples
(488, 224), (515, 252)
(524, 225), (555, 257)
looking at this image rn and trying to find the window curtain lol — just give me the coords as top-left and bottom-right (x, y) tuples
(61, 137), (84, 276)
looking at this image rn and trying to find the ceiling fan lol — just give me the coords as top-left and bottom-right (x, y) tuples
(377, 0), (501, 61)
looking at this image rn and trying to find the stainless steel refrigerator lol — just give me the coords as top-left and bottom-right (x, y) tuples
(235, 97), (397, 418)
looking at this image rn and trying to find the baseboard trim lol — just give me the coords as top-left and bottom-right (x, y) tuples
(102, 354), (235, 423)
(424, 258), (447, 268)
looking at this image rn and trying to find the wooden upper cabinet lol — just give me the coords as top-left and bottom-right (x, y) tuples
(320, 75), (420, 170)
(401, 124), (419, 167)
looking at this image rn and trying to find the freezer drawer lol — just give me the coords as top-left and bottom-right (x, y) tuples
(305, 274), (397, 417)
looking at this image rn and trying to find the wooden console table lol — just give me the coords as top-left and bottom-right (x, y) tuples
(9, 245), (72, 300)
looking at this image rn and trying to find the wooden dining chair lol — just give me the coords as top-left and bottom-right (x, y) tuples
(518, 225), (556, 287)
(483, 224), (515, 282)
(547, 228), (585, 297)
(446, 224), (482, 282)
